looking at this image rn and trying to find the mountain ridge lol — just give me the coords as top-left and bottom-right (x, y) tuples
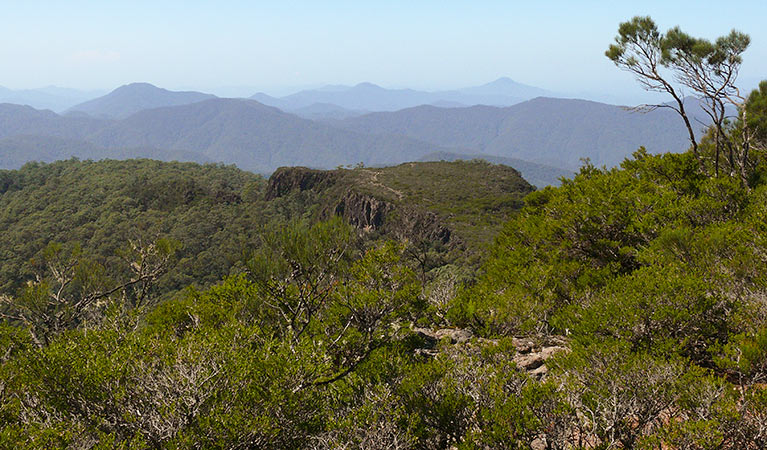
(66, 83), (217, 119)
(0, 85), (104, 112)
(333, 96), (710, 169)
(0, 86), (712, 176)
(418, 151), (574, 187)
(250, 77), (557, 113)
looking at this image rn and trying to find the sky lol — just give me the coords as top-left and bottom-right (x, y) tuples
(1, 0), (766, 103)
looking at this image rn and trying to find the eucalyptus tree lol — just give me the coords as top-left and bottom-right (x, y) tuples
(606, 16), (752, 179)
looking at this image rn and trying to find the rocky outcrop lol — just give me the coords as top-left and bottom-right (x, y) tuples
(413, 328), (568, 379)
(265, 166), (338, 200)
(509, 336), (568, 379)
(414, 327), (474, 345)
(413, 327), (474, 358)
(266, 166), (457, 246)
(333, 191), (395, 229)
(332, 193), (453, 243)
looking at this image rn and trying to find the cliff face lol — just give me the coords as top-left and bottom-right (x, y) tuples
(386, 207), (452, 244)
(333, 191), (452, 244)
(265, 161), (533, 250)
(333, 190), (394, 229)
(264, 167), (338, 201)
(265, 166), (455, 245)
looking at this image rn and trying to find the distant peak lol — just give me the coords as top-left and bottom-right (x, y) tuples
(125, 82), (155, 87)
(114, 82), (162, 91)
(354, 82), (381, 89)
(488, 77), (518, 85)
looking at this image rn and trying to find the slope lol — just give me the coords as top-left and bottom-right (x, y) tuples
(335, 97), (709, 170)
(0, 158), (532, 297)
(0, 103), (107, 140)
(0, 86), (102, 112)
(267, 160), (534, 248)
(0, 135), (210, 170)
(87, 98), (451, 173)
(418, 151), (575, 188)
(67, 83), (216, 119)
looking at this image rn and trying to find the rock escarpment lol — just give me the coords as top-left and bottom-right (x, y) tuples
(265, 166), (338, 201)
(265, 166), (456, 245)
(333, 190), (394, 229)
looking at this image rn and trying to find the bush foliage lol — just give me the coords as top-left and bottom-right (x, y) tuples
(1, 138), (767, 448)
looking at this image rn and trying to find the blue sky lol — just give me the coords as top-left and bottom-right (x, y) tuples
(1, 0), (766, 102)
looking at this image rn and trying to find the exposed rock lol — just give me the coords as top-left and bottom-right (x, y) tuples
(265, 166), (337, 200)
(511, 339), (568, 380)
(433, 327), (474, 344)
(331, 192), (453, 245)
(390, 208), (452, 244)
(414, 327), (474, 345)
(414, 348), (440, 358)
(513, 346), (567, 372)
(413, 328), (440, 349)
(510, 337), (536, 353)
(265, 166), (457, 246)
(412, 327), (568, 379)
(333, 190), (395, 229)
(529, 365), (549, 378)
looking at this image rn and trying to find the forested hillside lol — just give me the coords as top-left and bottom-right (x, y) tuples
(0, 160), (267, 296)
(267, 160), (533, 247)
(419, 151), (574, 188)
(0, 158), (528, 299)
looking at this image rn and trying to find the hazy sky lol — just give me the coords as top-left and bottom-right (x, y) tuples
(2, 0), (766, 102)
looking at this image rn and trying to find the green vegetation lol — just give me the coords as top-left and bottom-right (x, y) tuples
(418, 151), (575, 188)
(337, 97), (699, 170)
(2, 17), (767, 450)
(0, 158), (536, 448)
(0, 159), (269, 296)
(322, 160), (533, 246)
(607, 16), (753, 180)
(3, 137), (767, 448)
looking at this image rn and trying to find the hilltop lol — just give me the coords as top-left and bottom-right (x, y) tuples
(418, 151), (574, 187)
(267, 160), (534, 249)
(87, 98), (451, 173)
(66, 83), (217, 119)
(0, 85), (102, 112)
(0, 158), (531, 295)
(0, 99), (454, 173)
(0, 103), (106, 140)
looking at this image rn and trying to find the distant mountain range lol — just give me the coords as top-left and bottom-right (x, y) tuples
(332, 98), (709, 170)
(251, 77), (556, 118)
(0, 82), (712, 185)
(0, 86), (104, 112)
(0, 99), (454, 174)
(66, 83), (217, 119)
(0, 135), (210, 170)
(0, 104), (106, 140)
(87, 98), (451, 172)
